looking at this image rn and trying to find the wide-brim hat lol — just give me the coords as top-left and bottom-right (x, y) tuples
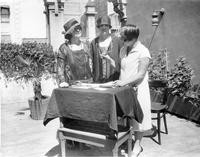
(96, 15), (112, 28)
(62, 18), (81, 35)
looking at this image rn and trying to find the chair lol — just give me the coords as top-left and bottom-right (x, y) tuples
(57, 118), (133, 157)
(149, 80), (168, 145)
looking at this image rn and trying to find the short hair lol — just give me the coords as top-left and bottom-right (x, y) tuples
(64, 34), (72, 43)
(120, 24), (140, 41)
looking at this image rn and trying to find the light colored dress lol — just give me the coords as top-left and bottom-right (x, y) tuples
(120, 41), (152, 131)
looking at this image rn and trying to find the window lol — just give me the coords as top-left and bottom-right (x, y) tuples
(1, 6), (10, 23)
(1, 34), (11, 43)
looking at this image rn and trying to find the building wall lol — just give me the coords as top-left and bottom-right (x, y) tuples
(126, 0), (200, 83)
(0, 0), (48, 104)
(49, 0), (89, 51)
(95, 0), (108, 18)
(20, 0), (46, 39)
(0, 0), (46, 44)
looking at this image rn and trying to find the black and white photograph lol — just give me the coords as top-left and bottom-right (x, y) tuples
(1, 0), (200, 157)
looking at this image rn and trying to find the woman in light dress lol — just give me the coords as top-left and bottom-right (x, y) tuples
(107, 24), (152, 157)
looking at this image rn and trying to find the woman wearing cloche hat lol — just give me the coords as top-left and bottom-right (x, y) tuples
(57, 18), (92, 87)
(90, 15), (123, 83)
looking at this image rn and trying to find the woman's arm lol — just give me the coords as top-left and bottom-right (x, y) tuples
(57, 45), (72, 87)
(89, 41), (95, 76)
(101, 54), (116, 68)
(114, 57), (150, 87)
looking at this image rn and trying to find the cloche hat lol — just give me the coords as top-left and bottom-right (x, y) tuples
(62, 18), (81, 35)
(96, 15), (112, 28)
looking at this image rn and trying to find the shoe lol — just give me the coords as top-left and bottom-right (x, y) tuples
(131, 146), (143, 157)
(119, 139), (134, 153)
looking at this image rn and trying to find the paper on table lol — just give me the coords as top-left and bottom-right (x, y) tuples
(93, 87), (108, 91)
(71, 85), (91, 89)
(71, 82), (115, 89)
(99, 81), (115, 88)
(80, 83), (101, 88)
(71, 83), (101, 89)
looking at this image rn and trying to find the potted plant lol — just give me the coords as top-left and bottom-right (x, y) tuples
(0, 42), (56, 120)
(149, 49), (168, 82)
(148, 49), (168, 102)
(184, 84), (200, 123)
(167, 56), (194, 116)
(148, 50), (198, 122)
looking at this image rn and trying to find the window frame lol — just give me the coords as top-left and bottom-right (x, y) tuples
(1, 34), (11, 43)
(0, 6), (10, 23)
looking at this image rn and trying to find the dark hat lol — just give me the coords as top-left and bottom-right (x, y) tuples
(96, 15), (112, 28)
(62, 18), (81, 35)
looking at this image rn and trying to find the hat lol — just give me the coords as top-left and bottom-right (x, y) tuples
(96, 15), (112, 28)
(62, 18), (81, 35)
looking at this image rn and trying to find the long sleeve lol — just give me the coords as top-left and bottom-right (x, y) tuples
(90, 40), (96, 82)
(83, 39), (93, 73)
(57, 49), (66, 84)
(57, 44), (71, 84)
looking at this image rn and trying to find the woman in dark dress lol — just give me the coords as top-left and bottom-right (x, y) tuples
(90, 15), (122, 83)
(57, 18), (92, 87)
(57, 18), (93, 148)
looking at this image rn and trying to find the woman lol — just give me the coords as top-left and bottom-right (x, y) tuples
(57, 18), (92, 87)
(109, 24), (152, 157)
(90, 15), (122, 83)
(57, 18), (93, 149)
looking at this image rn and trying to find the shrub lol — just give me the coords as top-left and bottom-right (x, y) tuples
(148, 49), (168, 81)
(168, 56), (194, 97)
(148, 50), (195, 98)
(0, 42), (56, 99)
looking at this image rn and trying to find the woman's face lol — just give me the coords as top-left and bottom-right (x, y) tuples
(124, 40), (135, 48)
(99, 24), (110, 36)
(72, 25), (82, 38)
(120, 33), (136, 48)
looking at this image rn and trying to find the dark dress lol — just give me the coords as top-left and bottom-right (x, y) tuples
(90, 35), (123, 83)
(57, 42), (92, 84)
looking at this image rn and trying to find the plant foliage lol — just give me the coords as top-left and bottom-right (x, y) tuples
(149, 50), (194, 98)
(0, 42), (56, 83)
(149, 49), (168, 81)
(168, 56), (194, 97)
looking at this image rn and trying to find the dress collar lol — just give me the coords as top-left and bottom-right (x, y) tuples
(130, 41), (140, 53)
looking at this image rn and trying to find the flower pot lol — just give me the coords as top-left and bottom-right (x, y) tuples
(177, 98), (194, 119)
(167, 94), (199, 121)
(28, 96), (49, 120)
(189, 104), (200, 123)
(166, 94), (178, 113)
(167, 94), (184, 115)
(149, 80), (167, 88)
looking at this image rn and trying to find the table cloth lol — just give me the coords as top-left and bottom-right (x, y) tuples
(43, 86), (143, 131)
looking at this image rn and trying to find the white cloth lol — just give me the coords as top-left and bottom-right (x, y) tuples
(68, 43), (84, 51)
(120, 41), (152, 131)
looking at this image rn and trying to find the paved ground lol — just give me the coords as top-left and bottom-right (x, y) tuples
(1, 98), (200, 157)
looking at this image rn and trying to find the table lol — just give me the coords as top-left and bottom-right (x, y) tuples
(43, 86), (143, 132)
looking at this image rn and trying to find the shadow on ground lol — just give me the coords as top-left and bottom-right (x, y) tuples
(45, 145), (60, 157)
(44, 143), (123, 157)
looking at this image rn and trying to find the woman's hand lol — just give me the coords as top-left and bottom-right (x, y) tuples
(114, 80), (126, 87)
(101, 54), (116, 67)
(101, 54), (111, 60)
(59, 82), (69, 88)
